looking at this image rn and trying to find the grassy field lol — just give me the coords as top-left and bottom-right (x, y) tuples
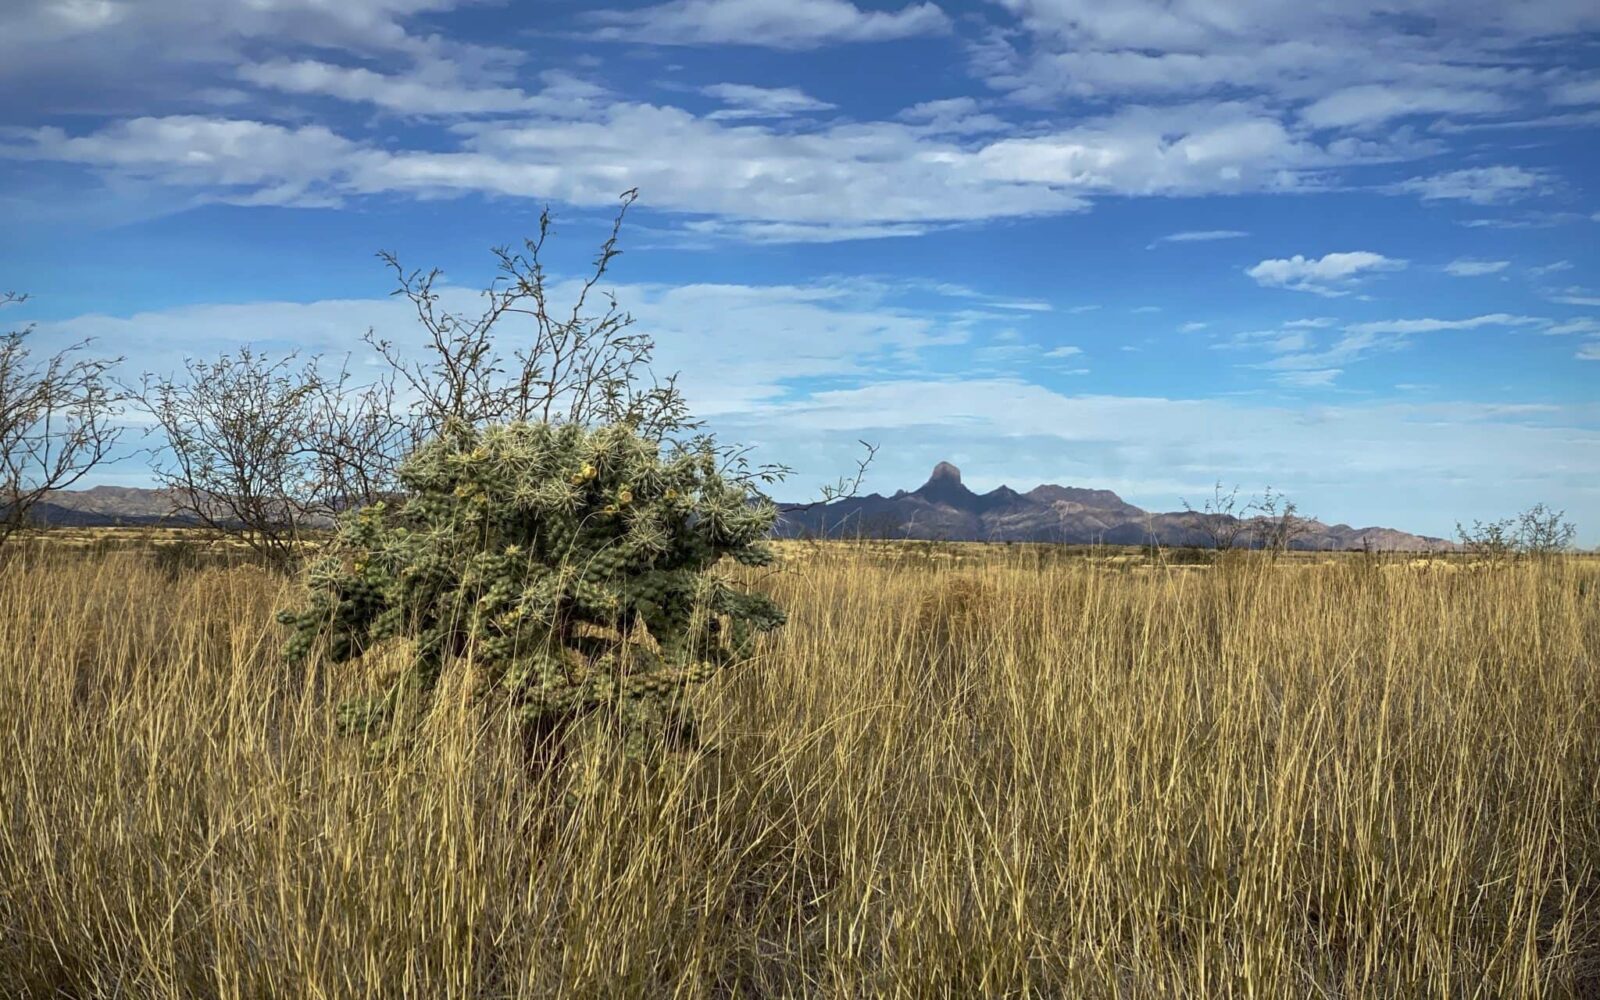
(2, 540), (1598, 997)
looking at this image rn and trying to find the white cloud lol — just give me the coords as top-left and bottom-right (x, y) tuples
(7, 95), (1411, 239)
(974, 103), (1335, 196)
(586, 0), (950, 48)
(30, 276), (992, 417)
(1273, 368), (1342, 388)
(237, 60), (606, 117)
(895, 98), (1012, 137)
(1212, 328), (1312, 352)
(703, 83), (836, 119)
(1179, 321), (1208, 332)
(1301, 85), (1508, 130)
(1545, 318), (1600, 336)
(5, 116), (363, 206)
(1147, 229), (1248, 248)
(1343, 314), (1545, 336)
(1443, 258), (1510, 277)
(1578, 343), (1600, 361)
(1528, 260), (1573, 277)
(1550, 78), (1600, 106)
(1043, 345), (1082, 357)
(975, 0), (1597, 171)
(1224, 313), (1550, 384)
(1387, 166), (1550, 205)
(1246, 251), (1406, 296)
(0, 0), (485, 112)
(1, 109), (1093, 233)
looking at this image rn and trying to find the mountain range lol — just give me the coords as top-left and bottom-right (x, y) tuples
(32, 468), (1453, 551)
(777, 462), (1453, 551)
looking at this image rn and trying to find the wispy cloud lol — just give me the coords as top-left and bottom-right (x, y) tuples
(1528, 260), (1573, 277)
(1301, 85), (1509, 130)
(1387, 166), (1551, 205)
(1444, 258), (1510, 277)
(1549, 287), (1600, 307)
(1223, 313), (1554, 386)
(586, 0), (950, 48)
(1147, 229), (1249, 248)
(702, 83), (836, 119)
(1344, 314), (1545, 335)
(1273, 368), (1343, 388)
(1545, 318), (1600, 336)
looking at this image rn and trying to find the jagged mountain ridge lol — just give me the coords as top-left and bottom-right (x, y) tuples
(778, 462), (1452, 551)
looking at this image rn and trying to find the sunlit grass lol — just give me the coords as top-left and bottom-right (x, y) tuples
(1, 543), (1597, 997)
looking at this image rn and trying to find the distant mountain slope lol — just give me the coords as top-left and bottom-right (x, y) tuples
(778, 463), (1452, 551)
(24, 486), (194, 527)
(34, 470), (1454, 551)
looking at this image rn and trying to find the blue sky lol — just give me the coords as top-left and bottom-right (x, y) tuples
(1, 0), (1597, 541)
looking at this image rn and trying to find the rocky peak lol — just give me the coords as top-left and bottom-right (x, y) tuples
(926, 461), (962, 487)
(915, 462), (978, 507)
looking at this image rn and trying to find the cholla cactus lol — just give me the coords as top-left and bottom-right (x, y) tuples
(277, 420), (783, 751)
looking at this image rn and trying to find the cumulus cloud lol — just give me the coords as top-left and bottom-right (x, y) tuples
(586, 0), (950, 48)
(1246, 251), (1406, 296)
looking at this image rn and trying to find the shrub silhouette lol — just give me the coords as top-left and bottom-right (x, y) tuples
(278, 419), (784, 755)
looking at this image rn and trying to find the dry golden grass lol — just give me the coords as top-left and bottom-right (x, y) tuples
(1, 543), (1598, 997)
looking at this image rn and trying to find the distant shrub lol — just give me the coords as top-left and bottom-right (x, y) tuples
(277, 420), (785, 756)
(1458, 503), (1577, 562)
(150, 539), (205, 580)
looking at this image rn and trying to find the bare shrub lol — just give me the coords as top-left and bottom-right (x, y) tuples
(0, 292), (122, 550)
(1181, 480), (1251, 551)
